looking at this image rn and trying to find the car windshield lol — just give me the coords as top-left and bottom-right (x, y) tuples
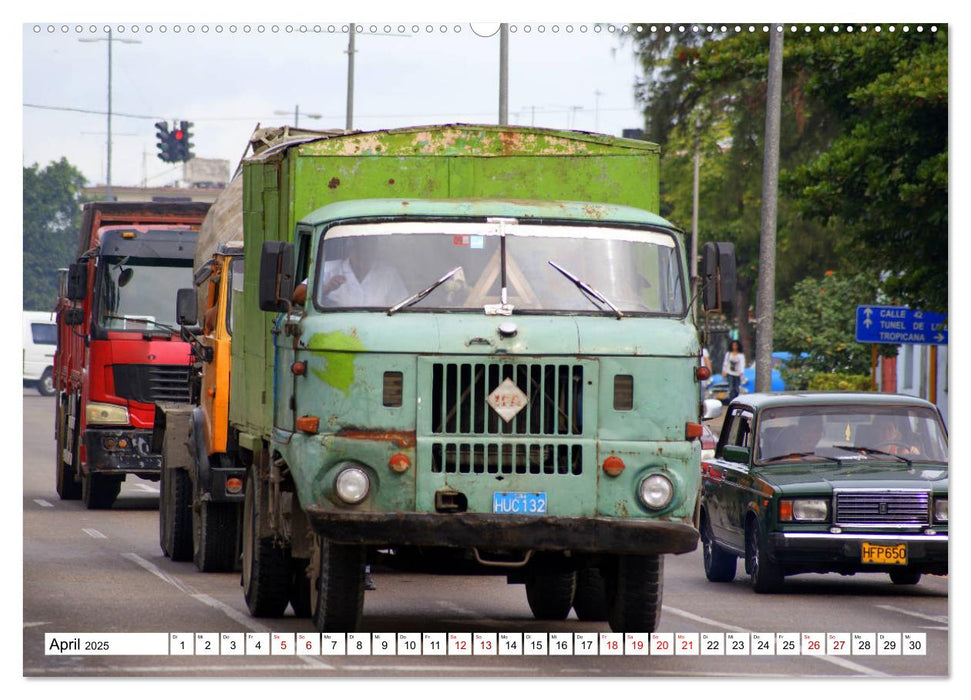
(96, 256), (194, 331)
(755, 404), (948, 464)
(313, 221), (685, 315)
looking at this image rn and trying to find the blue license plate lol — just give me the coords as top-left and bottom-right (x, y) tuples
(492, 492), (547, 515)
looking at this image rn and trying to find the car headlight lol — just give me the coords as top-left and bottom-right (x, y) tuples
(780, 498), (828, 522)
(639, 473), (674, 510)
(85, 402), (130, 425)
(334, 466), (370, 505)
(934, 498), (947, 523)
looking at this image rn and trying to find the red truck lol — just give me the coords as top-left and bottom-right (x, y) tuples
(53, 202), (209, 508)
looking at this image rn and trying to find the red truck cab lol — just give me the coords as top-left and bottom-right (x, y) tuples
(54, 202), (208, 509)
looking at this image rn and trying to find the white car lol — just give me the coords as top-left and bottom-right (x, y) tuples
(23, 311), (57, 396)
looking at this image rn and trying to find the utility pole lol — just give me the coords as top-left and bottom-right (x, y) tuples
(754, 25), (783, 393)
(79, 28), (140, 201)
(691, 116), (701, 283)
(594, 90), (603, 132)
(499, 24), (509, 125)
(346, 24), (357, 130)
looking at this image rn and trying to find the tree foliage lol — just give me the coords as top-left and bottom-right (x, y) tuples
(23, 158), (86, 310)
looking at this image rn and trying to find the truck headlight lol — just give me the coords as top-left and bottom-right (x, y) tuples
(934, 498), (947, 523)
(335, 466), (370, 505)
(85, 402), (130, 425)
(639, 473), (673, 510)
(780, 498), (828, 522)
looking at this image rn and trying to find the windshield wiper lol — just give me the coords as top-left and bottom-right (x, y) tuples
(387, 267), (463, 316)
(760, 451), (841, 464)
(104, 312), (178, 335)
(547, 260), (623, 320)
(831, 444), (913, 466)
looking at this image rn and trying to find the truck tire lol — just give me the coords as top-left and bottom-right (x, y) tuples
(289, 557), (313, 618)
(702, 514), (737, 583)
(193, 500), (239, 573)
(55, 398), (81, 500)
(82, 473), (121, 510)
(572, 567), (608, 621)
(747, 519), (784, 593)
(312, 538), (366, 632)
(160, 466), (193, 561)
(525, 571), (576, 621)
(38, 369), (55, 396)
(605, 554), (664, 633)
(242, 469), (290, 617)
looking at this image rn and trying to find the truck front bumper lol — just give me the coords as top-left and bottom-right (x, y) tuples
(303, 508), (699, 556)
(84, 428), (161, 477)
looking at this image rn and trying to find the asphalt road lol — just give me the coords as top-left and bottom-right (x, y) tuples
(22, 392), (949, 679)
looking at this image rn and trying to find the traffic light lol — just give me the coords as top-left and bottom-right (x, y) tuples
(176, 121), (194, 162)
(155, 121), (174, 162)
(154, 120), (194, 163)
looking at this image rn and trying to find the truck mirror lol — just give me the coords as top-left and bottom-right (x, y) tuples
(259, 240), (295, 313)
(64, 308), (85, 326)
(66, 263), (87, 301)
(701, 241), (736, 316)
(702, 398), (723, 421)
(176, 288), (198, 327)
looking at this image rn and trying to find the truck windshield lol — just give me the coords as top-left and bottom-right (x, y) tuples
(96, 256), (194, 331)
(314, 222), (685, 315)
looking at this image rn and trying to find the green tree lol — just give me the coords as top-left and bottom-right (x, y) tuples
(773, 271), (883, 389)
(23, 158), (87, 310)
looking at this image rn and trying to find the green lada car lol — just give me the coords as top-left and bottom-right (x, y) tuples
(700, 392), (948, 592)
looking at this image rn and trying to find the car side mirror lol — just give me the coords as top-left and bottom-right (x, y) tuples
(702, 399), (723, 421)
(176, 288), (197, 327)
(722, 445), (750, 464)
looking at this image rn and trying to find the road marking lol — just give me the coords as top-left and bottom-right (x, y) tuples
(23, 622), (49, 628)
(663, 605), (889, 677)
(33, 499), (54, 508)
(120, 553), (332, 669)
(135, 483), (160, 493)
(875, 604), (948, 625)
(82, 528), (107, 539)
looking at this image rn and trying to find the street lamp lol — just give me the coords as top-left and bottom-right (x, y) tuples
(79, 28), (140, 201)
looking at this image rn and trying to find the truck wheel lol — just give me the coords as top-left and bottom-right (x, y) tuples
(572, 567), (608, 621)
(289, 557), (313, 618)
(160, 467), (193, 561)
(747, 519), (784, 593)
(605, 554), (664, 633)
(82, 473), (121, 510)
(38, 369), (55, 396)
(525, 571), (576, 620)
(55, 399), (81, 500)
(312, 537), (366, 632)
(242, 469), (290, 617)
(702, 514), (737, 583)
(193, 500), (239, 573)
(889, 569), (922, 585)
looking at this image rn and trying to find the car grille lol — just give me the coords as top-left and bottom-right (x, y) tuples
(113, 364), (192, 404)
(833, 490), (931, 526)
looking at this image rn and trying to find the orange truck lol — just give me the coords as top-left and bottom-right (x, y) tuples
(54, 201), (208, 508)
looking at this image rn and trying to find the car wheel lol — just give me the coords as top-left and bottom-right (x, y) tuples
(747, 519), (784, 593)
(702, 515), (737, 583)
(889, 569), (922, 586)
(38, 369), (56, 396)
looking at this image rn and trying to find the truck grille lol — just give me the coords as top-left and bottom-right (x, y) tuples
(431, 441), (583, 475)
(430, 361), (584, 436)
(834, 490), (931, 526)
(113, 364), (192, 404)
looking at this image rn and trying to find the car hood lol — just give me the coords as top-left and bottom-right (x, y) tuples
(755, 461), (948, 492)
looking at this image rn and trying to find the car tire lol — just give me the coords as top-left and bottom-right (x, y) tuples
(889, 569), (922, 586)
(38, 369), (56, 396)
(747, 520), (784, 593)
(605, 554), (664, 633)
(572, 567), (608, 621)
(525, 570), (577, 621)
(702, 515), (737, 583)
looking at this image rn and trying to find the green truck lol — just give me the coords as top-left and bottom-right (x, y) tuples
(232, 124), (733, 632)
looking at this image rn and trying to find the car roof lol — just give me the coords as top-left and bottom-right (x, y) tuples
(729, 391), (939, 412)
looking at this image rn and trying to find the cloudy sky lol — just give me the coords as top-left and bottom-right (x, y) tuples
(22, 20), (648, 189)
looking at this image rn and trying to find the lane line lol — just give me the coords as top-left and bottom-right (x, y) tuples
(663, 605), (889, 677)
(82, 528), (107, 539)
(874, 604), (948, 625)
(23, 622), (49, 628)
(33, 499), (54, 508)
(120, 553), (332, 669)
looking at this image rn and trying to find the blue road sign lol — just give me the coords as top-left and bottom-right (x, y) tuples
(856, 305), (947, 345)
